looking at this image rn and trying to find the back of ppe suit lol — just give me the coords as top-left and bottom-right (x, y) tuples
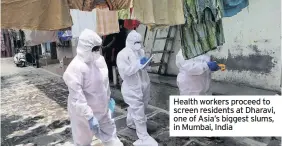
(176, 49), (211, 95)
(63, 29), (123, 146)
(116, 30), (158, 146)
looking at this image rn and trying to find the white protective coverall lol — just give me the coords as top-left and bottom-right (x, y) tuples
(175, 49), (211, 95)
(63, 29), (123, 146)
(116, 30), (158, 146)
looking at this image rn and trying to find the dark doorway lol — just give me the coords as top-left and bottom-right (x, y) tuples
(102, 20), (127, 84)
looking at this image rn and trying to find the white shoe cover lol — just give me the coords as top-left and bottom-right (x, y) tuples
(127, 124), (136, 130)
(103, 138), (124, 146)
(133, 136), (158, 146)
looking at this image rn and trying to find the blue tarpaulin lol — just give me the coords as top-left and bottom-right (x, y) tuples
(223, 0), (249, 17)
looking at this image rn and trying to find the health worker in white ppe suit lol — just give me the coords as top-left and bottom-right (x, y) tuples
(63, 29), (123, 146)
(176, 49), (220, 95)
(116, 30), (158, 146)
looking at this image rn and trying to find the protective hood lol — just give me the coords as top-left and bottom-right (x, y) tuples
(126, 30), (142, 51)
(76, 29), (102, 63)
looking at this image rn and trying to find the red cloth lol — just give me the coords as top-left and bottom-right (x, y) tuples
(124, 8), (140, 30)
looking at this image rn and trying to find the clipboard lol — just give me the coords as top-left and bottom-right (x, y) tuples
(141, 54), (155, 69)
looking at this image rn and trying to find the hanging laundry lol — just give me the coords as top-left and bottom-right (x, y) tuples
(118, 9), (131, 20)
(124, 20), (140, 30)
(70, 9), (97, 38)
(96, 7), (120, 35)
(1, 0), (72, 31)
(24, 30), (57, 46)
(1, 30), (7, 57)
(223, 0), (249, 17)
(94, 0), (107, 6)
(124, 8), (140, 30)
(1, 29), (13, 57)
(180, 0), (225, 60)
(68, 0), (110, 11)
(196, 0), (219, 23)
(67, 0), (95, 11)
(118, 1), (134, 20)
(106, 0), (132, 10)
(133, 0), (185, 26)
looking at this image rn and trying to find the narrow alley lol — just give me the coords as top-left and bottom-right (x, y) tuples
(1, 58), (280, 146)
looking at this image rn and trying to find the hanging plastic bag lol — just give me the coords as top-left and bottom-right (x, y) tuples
(58, 30), (72, 41)
(108, 98), (115, 118)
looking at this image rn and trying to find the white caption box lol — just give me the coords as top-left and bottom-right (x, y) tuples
(169, 96), (282, 137)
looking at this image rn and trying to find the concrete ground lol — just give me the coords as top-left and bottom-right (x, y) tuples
(1, 58), (281, 146)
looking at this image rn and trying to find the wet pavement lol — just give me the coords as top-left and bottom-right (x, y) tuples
(1, 58), (281, 146)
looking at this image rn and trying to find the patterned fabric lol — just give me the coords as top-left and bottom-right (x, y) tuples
(118, 9), (130, 20)
(106, 0), (132, 10)
(180, 0), (225, 60)
(96, 7), (120, 35)
(196, 0), (218, 23)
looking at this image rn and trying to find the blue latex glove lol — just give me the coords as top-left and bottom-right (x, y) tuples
(88, 117), (99, 134)
(140, 57), (148, 65)
(109, 98), (115, 113)
(207, 61), (220, 71)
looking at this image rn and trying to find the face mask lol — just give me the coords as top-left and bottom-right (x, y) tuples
(83, 52), (94, 63)
(133, 43), (142, 51)
(92, 51), (100, 61)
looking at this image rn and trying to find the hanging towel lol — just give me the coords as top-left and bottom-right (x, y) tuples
(24, 30), (57, 46)
(70, 9), (97, 38)
(96, 7), (120, 35)
(223, 0), (249, 17)
(133, 0), (185, 26)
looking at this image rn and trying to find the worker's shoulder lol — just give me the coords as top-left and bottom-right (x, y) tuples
(67, 58), (88, 72)
(117, 47), (130, 57)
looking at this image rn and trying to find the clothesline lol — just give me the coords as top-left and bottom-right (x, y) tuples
(2, 0), (249, 60)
